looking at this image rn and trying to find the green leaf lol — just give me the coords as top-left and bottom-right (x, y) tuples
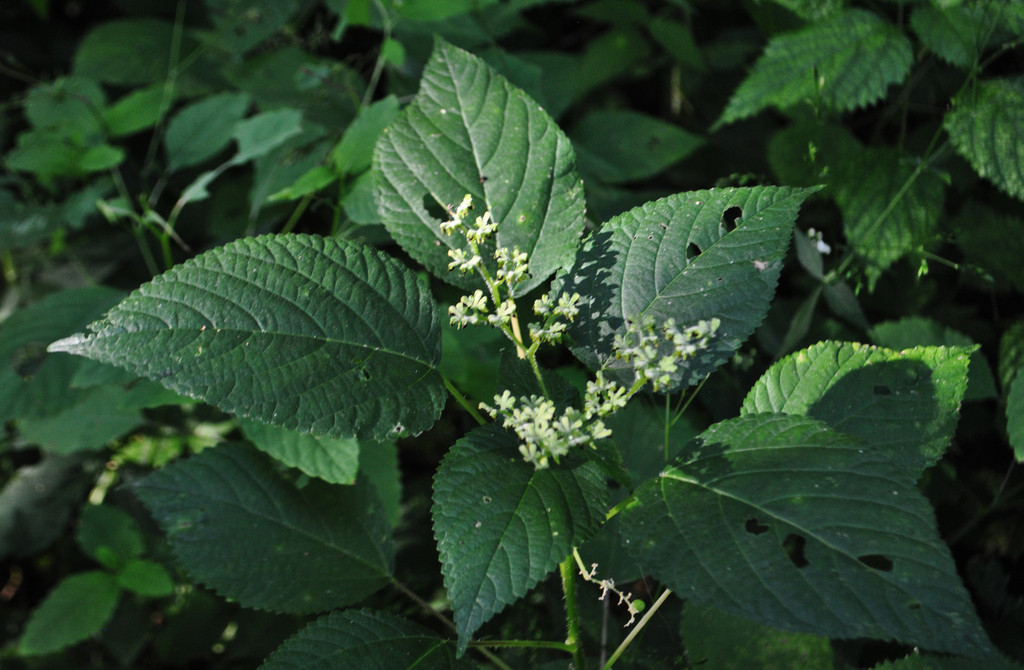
(332, 95), (399, 175)
(869, 317), (997, 401)
(133, 442), (393, 613)
(77, 504), (145, 570)
(910, 4), (989, 68)
(716, 9), (912, 128)
(261, 610), (473, 670)
(49, 235), (445, 441)
(268, 166), (338, 202)
(206, 0), (298, 54)
(945, 78), (1024, 201)
(605, 395), (702, 487)
(0, 286), (124, 423)
(564, 186), (817, 391)
(682, 601), (833, 670)
(570, 110), (705, 184)
(1000, 321), (1024, 391)
(1008, 373), (1024, 462)
(24, 76), (106, 141)
(432, 424), (607, 654)
(74, 19), (197, 86)
(832, 146), (945, 281)
(231, 108), (304, 164)
(767, 119), (861, 193)
(104, 84), (167, 137)
(164, 92), (251, 173)
(19, 385), (143, 453)
(19, 571), (121, 655)
(649, 18), (705, 70)
(742, 341), (973, 474)
(359, 439), (402, 528)
(0, 454), (92, 560)
(224, 47), (363, 128)
(619, 413), (993, 659)
(116, 559), (174, 597)
(952, 200), (1024, 294)
(374, 37), (586, 295)
(241, 417), (359, 485)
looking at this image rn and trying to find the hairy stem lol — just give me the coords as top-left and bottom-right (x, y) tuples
(560, 557), (586, 670)
(469, 640), (575, 652)
(442, 376), (487, 425)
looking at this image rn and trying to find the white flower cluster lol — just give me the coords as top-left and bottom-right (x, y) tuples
(529, 291), (581, 344)
(806, 227), (831, 255)
(480, 390), (611, 470)
(614, 315), (721, 392)
(479, 370), (628, 470)
(440, 195), (531, 330)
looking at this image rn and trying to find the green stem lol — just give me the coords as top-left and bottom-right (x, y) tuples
(560, 557), (586, 670)
(469, 640), (575, 652)
(443, 376), (487, 425)
(671, 375), (708, 427)
(132, 226), (160, 277)
(280, 193), (313, 235)
(604, 495), (634, 522)
(664, 394), (671, 463)
(602, 588), (672, 670)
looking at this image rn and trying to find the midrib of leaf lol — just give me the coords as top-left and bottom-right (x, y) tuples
(407, 642), (448, 669)
(184, 244), (436, 358)
(441, 54), (553, 262)
(661, 461), (938, 560)
(466, 472), (574, 615)
(627, 197), (794, 318)
(147, 478), (391, 577)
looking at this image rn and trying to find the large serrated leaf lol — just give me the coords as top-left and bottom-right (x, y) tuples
(260, 609), (473, 670)
(133, 443), (393, 614)
(833, 146), (945, 280)
(716, 9), (912, 128)
(742, 341), (972, 474)
(564, 186), (817, 391)
(373, 37), (585, 295)
(945, 78), (1024, 201)
(432, 424), (607, 654)
(49, 235), (444, 441)
(619, 414), (994, 659)
(1008, 373), (1024, 462)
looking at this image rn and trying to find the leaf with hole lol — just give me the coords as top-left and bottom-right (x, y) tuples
(563, 186), (818, 391)
(432, 424), (606, 654)
(374, 37), (585, 295)
(742, 341), (973, 475)
(619, 413), (994, 659)
(132, 442), (393, 613)
(261, 610), (473, 670)
(49, 235), (445, 441)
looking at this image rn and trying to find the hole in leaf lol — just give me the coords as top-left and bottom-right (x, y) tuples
(359, 368), (371, 382)
(782, 533), (809, 568)
(857, 554), (893, 572)
(422, 194), (450, 221)
(907, 600), (922, 610)
(722, 206), (742, 231)
(745, 518), (770, 535)
(686, 243), (701, 262)
(873, 385), (892, 396)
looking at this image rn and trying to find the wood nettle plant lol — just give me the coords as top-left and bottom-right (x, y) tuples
(32, 35), (1005, 670)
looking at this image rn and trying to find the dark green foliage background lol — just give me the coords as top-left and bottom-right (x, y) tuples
(1, 0), (1023, 669)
